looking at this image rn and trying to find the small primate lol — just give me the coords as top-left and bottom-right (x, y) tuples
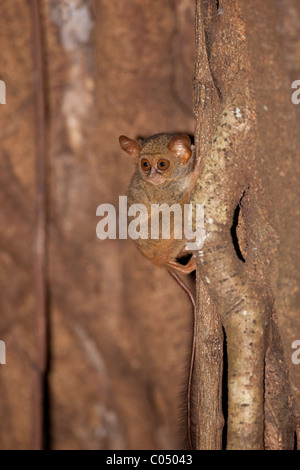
(119, 133), (200, 449)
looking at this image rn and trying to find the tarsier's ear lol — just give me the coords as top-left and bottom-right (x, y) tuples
(119, 135), (142, 160)
(168, 134), (192, 163)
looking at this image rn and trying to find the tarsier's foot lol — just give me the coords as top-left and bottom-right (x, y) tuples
(166, 256), (196, 274)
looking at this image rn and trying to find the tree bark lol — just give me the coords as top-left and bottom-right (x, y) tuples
(193, 0), (300, 449)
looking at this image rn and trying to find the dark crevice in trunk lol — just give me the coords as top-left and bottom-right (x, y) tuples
(230, 204), (246, 263)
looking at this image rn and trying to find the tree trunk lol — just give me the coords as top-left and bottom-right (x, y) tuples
(193, 0), (300, 450)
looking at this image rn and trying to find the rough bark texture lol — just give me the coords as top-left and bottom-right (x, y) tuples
(194, 275), (223, 449)
(193, 0), (300, 450)
(192, 1), (225, 450)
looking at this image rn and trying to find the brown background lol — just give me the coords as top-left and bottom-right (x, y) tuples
(0, 0), (195, 450)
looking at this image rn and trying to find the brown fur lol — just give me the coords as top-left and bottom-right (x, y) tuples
(119, 133), (199, 269)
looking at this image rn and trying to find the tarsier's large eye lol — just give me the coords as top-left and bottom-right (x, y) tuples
(141, 158), (151, 171)
(157, 159), (170, 171)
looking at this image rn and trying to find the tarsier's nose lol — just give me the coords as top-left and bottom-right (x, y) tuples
(147, 166), (157, 178)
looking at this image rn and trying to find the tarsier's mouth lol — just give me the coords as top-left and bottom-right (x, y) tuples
(144, 166), (166, 185)
(146, 171), (165, 185)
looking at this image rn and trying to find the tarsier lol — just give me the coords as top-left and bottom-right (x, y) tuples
(119, 133), (200, 449)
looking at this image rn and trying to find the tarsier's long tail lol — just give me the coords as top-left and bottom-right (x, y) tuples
(167, 269), (196, 451)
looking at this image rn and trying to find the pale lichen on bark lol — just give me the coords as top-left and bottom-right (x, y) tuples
(49, 0), (95, 154)
(192, 0), (300, 451)
(192, 0), (271, 449)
